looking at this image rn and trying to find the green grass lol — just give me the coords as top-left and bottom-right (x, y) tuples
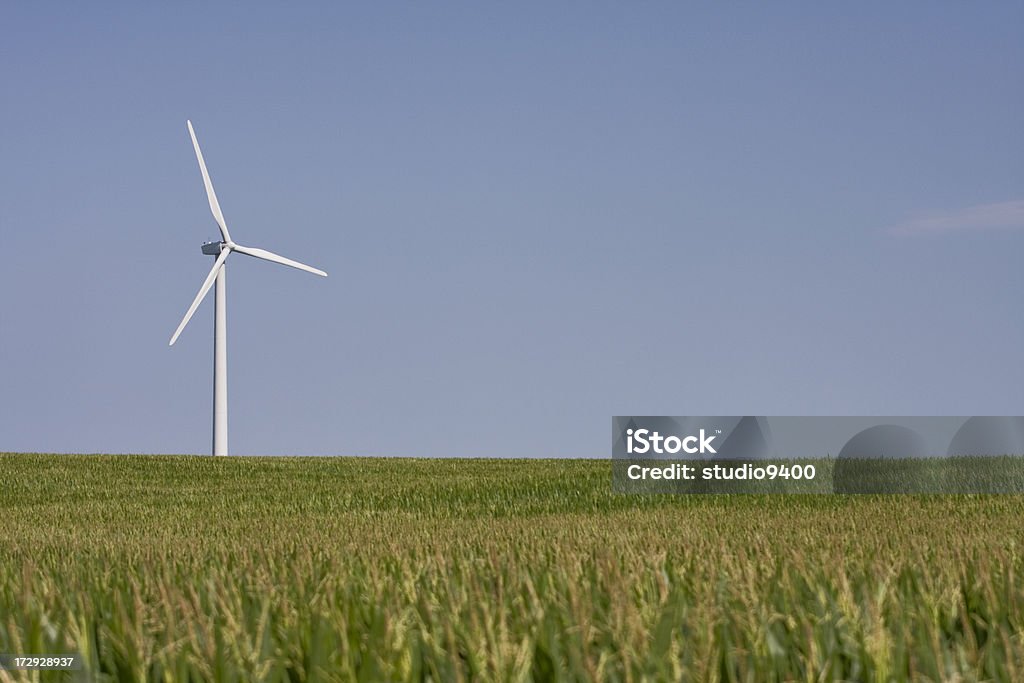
(1, 454), (1022, 681)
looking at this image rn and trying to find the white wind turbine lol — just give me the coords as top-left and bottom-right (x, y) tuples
(170, 120), (327, 456)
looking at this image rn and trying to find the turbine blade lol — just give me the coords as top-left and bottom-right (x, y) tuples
(232, 244), (328, 277)
(169, 247), (231, 346)
(187, 120), (232, 244)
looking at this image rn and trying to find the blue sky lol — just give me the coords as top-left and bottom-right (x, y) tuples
(1, 3), (1021, 457)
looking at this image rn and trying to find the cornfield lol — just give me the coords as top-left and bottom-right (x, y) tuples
(1, 454), (1022, 681)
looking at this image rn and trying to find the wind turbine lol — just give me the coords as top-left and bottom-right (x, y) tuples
(170, 120), (327, 456)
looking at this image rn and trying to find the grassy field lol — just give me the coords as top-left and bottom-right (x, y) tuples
(1, 454), (1022, 681)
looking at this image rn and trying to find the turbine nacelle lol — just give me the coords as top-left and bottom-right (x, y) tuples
(201, 241), (225, 256)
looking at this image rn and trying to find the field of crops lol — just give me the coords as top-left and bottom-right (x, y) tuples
(1, 454), (1022, 681)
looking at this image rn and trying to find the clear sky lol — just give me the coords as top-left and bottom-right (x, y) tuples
(1, 3), (1022, 457)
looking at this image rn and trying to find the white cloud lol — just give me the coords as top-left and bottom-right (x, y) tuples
(890, 200), (1024, 236)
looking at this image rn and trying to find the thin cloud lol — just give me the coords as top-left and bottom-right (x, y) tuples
(890, 200), (1024, 236)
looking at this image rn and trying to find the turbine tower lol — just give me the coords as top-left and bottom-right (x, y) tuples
(170, 120), (327, 456)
